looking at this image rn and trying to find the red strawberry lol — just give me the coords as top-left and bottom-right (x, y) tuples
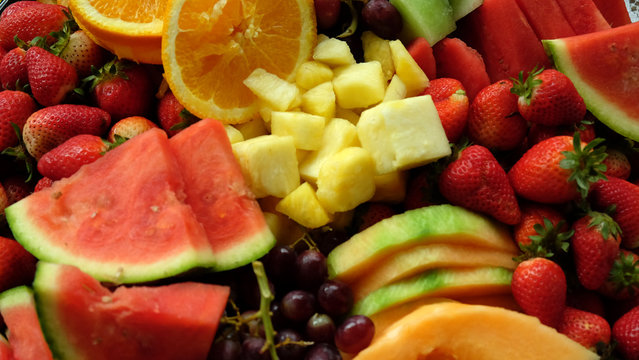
(511, 257), (567, 328)
(557, 307), (611, 350)
(0, 236), (37, 293)
(511, 68), (586, 126)
(34, 176), (54, 192)
(0, 47), (28, 90)
(526, 121), (596, 147)
(566, 289), (606, 318)
(0, 89), (37, 151)
(22, 104), (111, 160)
(1, 175), (32, 204)
(37, 134), (110, 181)
(26, 45), (78, 106)
(467, 79), (528, 151)
(107, 115), (159, 142)
(0, 1), (41, 21)
(157, 90), (198, 137)
(590, 177), (639, 249)
(57, 28), (108, 78)
(598, 250), (639, 300)
(353, 202), (396, 232)
(572, 212), (621, 290)
(613, 304), (639, 360)
(422, 78), (469, 143)
(0, 2), (67, 50)
(403, 166), (441, 211)
(439, 144), (521, 225)
(508, 134), (607, 204)
(0, 183), (7, 224)
(602, 148), (631, 180)
(513, 202), (571, 259)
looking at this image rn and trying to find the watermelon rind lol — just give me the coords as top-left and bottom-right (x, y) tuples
(211, 230), (275, 272)
(0, 285), (35, 312)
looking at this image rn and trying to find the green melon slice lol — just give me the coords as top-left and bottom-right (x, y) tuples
(33, 262), (229, 360)
(543, 22), (639, 141)
(169, 119), (275, 271)
(0, 286), (53, 360)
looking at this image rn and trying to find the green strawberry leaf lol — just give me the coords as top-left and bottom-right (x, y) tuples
(510, 66), (543, 104)
(1, 123), (35, 183)
(559, 132), (608, 200)
(515, 217), (573, 263)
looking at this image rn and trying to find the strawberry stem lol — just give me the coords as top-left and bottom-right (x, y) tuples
(559, 132), (608, 199)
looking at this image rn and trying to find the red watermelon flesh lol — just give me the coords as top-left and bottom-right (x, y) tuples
(33, 262), (229, 360)
(514, 0), (576, 40)
(0, 286), (53, 360)
(0, 334), (13, 360)
(168, 119), (276, 271)
(555, 0), (611, 34)
(592, 0), (632, 27)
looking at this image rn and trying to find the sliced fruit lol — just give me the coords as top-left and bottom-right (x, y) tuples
(0, 334), (11, 360)
(592, 0), (632, 27)
(555, 0), (611, 35)
(33, 262), (230, 360)
(69, 0), (166, 64)
(543, 23), (639, 141)
(390, 0), (456, 46)
(514, 0), (575, 40)
(449, 0), (484, 21)
(354, 302), (599, 360)
(432, 37), (491, 100)
(162, 0), (317, 124)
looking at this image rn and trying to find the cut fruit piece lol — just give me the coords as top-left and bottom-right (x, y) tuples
(34, 262), (230, 360)
(390, 0), (456, 46)
(449, 0), (484, 21)
(432, 37), (491, 100)
(592, 0), (632, 27)
(554, 0), (611, 34)
(6, 129), (214, 284)
(327, 204), (517, 283)
(0, 286), (53, 360)
(168, 119), (276, 271)
(351, 266), (513, 317)
(354, 302), (599, 360)
(543, 22), (639, 141)
(0, 334), (11, 360)
(514, 0), (575, 40)
(162, 0), (317, 124)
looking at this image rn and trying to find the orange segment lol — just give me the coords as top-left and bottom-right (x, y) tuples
(162, 0), (317, 124)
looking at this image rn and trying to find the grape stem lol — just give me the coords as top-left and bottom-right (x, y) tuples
(252, 261), (279, 360)
(337, 0), (359, 38)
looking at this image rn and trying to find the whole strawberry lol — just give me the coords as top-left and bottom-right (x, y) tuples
(557, 307), (611, 350)
(22, 104), (111, 160)
(511, 68), (586, 126)
(51, 25), (108, 78)
(439, 144), (521, 225)
(0, 236), (37, 293)
(422, 78), (469, 143)
(26, 45), (78, 106)
(526, 121), (596, 146)
(1, 176), (32, 205)
(0, 184), (7, 224)
(613, 305), (639, 359)
(599, 250), (639, 300)
(0, 1), (67, 50)
(157, 90), (198, 137)
(511, 257), (567, 328)
(34, 176), (54, 192)
(602, 148), (631, 180)
(0, 90), (37, 152)
(0, 47), (28, 90)
(572, 212), (621, 290)
(37, 134), (111, 181)
(353, 202), (396, 232)
(403, 166), (442, 211)
(467, 79), (528, 151)
(513, 202), (572, 260)
(590, 177), (639, 249)
(107, 115), (158, 143)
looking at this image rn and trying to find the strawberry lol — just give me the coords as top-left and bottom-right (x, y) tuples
(26, 45), (78, 106)
(566, 289), (606, 318)
(0, 236), (37, 293)
(0, 1), (41, 21)
(598, 250), (639, 300)
(1, 175), (32, 204)
(0, 47), (28, 90)
(602, 148), (631, 180)
(513, 202), (572, 260)
(590, 177), (639, 249)
(34, 176), (54, 192)
(0, 183), (7, 224)
(572, 212), (621, 290)
(467, 79), (528, 151)
(37, 134), (111, 181)
(0, 1), (67, 50)
(511, 68), (586, 126)
(403, 165), (442, 211)
(557, 307), (611, 350)
(353, 202), (396, 232)
(613, 304), (639, 360)
(22, 104), (111, 160)
(107, 115), (159, 143)
(526, 121), (596, 147)
(0, 90), (37, 152)
(422, 78), (469, 143)
(511, 257), (567, 328)
(508, 134), (607, 204)
(157, 90), (198, 137)
(438, 144), (521, 225)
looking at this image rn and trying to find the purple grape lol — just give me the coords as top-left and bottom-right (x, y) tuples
(296, 250), (328, 291)
(264, 245), (297, 286)
(334, 315), (375, 354)
(208, 338), (241, 360)
(241, 337), (270, 360)
(306, 313), (336, 343)
(317, 280), (353, 317)
(361, 0), (403, 39)
(304, 343), (342, 360)
(281, 290), (317, 323)
(275, 329), (307, 360)
(315, 0), (341, 30)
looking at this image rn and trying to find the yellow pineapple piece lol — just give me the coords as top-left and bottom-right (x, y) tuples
(276, 182), (333, 229)
(313, 37), (356, 67)
(357, 104), (396, 174)
(234, 117), (268, 140)
(224, 125), (244, 144)
(232, 135), (300, 198)
(371, 170), (407, 203)
(389, 40), (429, 96)
(296, 61), (334, 90)
(243, 68), (301, 111)
(383, 74), (407, 102)
(335, 107), (361, 125)
(316, 147), (376, 213)
(301, 81), (336, 119)
(361, 31), (395, 81)
(333, 62), (386, 109)
(270, 111), (326, 151)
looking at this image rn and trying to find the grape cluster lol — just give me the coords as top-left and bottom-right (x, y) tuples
(314, 0), (403, 40)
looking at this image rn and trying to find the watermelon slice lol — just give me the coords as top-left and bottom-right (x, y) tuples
(543, 22), (639, 141)
(0, 334), (12, 360)
(554, 0), (611, 35)
(0, 286), (54, 360)
(33, 262), (229, 360)
(514, 0), (575, 40)
(168, 119), (275, 271)
(592, 0), (632, 27)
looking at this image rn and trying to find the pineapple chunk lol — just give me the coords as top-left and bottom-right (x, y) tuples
(244, 68), (300, 111)
(371, 170), (407, 203)
(270, 111), (326, 151)
(224, 125), (244, 144)
(301, 81), (336, 119)
(389, 40), (429, 96)
(335, 107), (361, 125)
(313, 37), (356, 67)
(357, 104), (396, 174)
(299, 118), (359, 184)
(383, 74), (407, 102)
(276, 182), (333, 229)
(316, 147), (376, 213)
(296, 61), (334, 90)
(234, 117), (268, 140)
(232, 135), (300, 198)
(361, 31), (395, 81)
(333, 61), (386, 109)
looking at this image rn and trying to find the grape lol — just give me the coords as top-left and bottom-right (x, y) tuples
(304, 343), (342, 360)
(241, 337), (270, 360)
(208, 338), (241, 360)
(264, 245), (297, 287)
(269, 301), (291, 331)
(314, 0), (341, 30)
(317, 280), (353, 317)
(306, 313), (336, 343)
(361, 0), (403, 40)
(275, 329), (307, 360)
(334, 315), (375, 354)
(296, 250), (328, 291)
(281, 290), (317, 323)
(313, 228), (349, 257)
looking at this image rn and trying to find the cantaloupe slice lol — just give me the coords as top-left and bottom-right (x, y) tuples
(354, 302), (599, 360)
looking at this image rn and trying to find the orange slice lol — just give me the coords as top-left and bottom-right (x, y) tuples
(161, 0), (317, 124)
(69, 0), (167, 64)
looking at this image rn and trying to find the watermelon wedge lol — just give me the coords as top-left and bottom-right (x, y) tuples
(0, 334), (12, 360)
(543, 22), (639, 141)
(33, 262), (229, 360)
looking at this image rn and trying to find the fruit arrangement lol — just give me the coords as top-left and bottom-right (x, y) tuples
(0, 0), (639, 359)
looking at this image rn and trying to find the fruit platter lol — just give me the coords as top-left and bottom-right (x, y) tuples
(0, 0), (638, 358)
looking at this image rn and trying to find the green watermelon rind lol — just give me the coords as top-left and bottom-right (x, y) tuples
(543, 39), (639, 142)
(0, 285), (35, 312)
(211, 229), (276, 272)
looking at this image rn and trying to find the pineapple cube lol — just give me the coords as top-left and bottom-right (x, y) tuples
(270, 111), (326, 151)
(316, 147), (376, 213)
(299, 118), (359, 184)
(371, 170), (407, 203)
(225, 125), (244, 144)
(301, 81), (336, 119)
(234, 117), (268, 140)
(389, 40), (429, 96)
(332, 61), (386, 109)
(232, 135), (300, 198)
(361, 31), (395, 81)
(276, 182), (333, 229)
(296, 61), (334, 90)
(357, 104), (396, 174)
(313, 37), (356, 67)
(383, 74), (407, 102)
(335, 107), (361, 125)
(244, 68), (300, 111)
